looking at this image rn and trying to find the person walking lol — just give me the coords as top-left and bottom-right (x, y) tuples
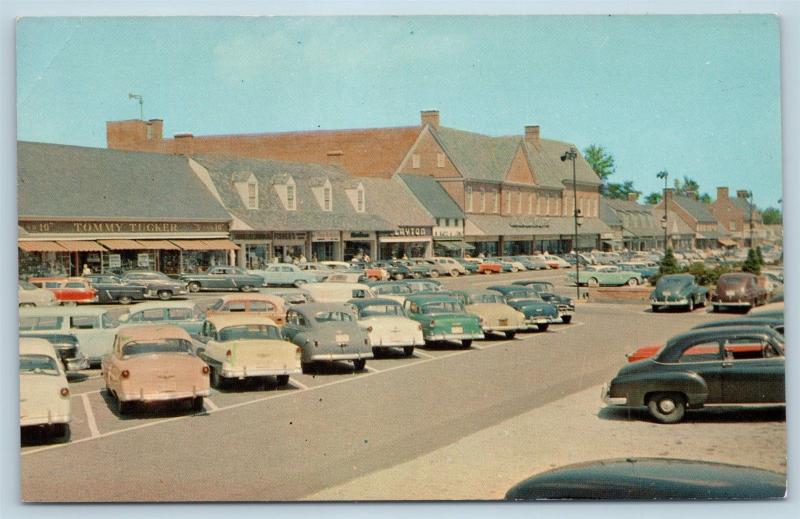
(82, 264), (92, 276)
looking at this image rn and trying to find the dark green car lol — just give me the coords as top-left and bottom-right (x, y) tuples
(486, 285), (559, 332)
(650, 274), (708, 312)
(403, 294), (484, 348)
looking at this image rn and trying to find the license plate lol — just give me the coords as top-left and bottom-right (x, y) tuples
(335, 334), (349, 343)
(451, 326), (463, 334)
(499, 319), (508, 326)
(726, 290), (735, 297)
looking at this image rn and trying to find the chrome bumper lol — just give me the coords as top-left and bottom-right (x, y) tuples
(221, 367), (302, 379)
(119, 388), (211, 402)
(65, 354), (90, 372)
(309, 352), (374, 361)
(651, 300), (689, 306)
(425, 332), (485, 341)
(20, 414), (71, 427)
(601, 383), (627, 406)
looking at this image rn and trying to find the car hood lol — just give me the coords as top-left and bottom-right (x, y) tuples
(466, 303), (521, 319)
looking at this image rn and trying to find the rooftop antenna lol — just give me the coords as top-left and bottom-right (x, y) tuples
(128, 93), (144, 120)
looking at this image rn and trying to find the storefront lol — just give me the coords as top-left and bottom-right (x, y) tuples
(432, 226), (473, 257)
(272, 232), (308, 262)
(311, 231), (340, 261)
(343, 231), (376, 261)
(502, 237), (534, 255)
(377, 226), (433, 260)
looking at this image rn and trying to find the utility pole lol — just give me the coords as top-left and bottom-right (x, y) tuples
(657, 170), (669, 251)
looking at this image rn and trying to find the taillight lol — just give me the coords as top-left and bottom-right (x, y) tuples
(296, 346), (301, 353)
(202, 366), (210, 375)
(429, 320), (436, 327)
(367, 326), (373, 332)
(225, 349), (232, 358)
(121, 369), (130, 379)
(60, 387), (69, 397)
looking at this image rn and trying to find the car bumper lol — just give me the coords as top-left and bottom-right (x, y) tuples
(425, 332), (485, 341)
(119, 388), (211, 402)
(65, 354), (90, 372)
(524, 316), (555, 327)
(482, 324), (522, 332)
(221, 367), (302, 379)
(371, 337), (425, 348)
(712, 300), (752, 307)
(650, 300), (689, 306)
(601, 383), (628, 406)
(21, 413), (71, 427)
(308, 352), (374, 361)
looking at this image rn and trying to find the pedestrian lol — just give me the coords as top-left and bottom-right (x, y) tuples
(299, 254), (307, 264)
(364, 253), (371, 263)
(82, 264), (92, 276)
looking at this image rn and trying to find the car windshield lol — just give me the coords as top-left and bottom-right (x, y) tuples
(468, 293), (504, 304)
(506, 290), (541, 301)
(218, 325), (283, 341)
(122, 339), (193, 357)
(375, 284), (411, 295)
(358, 303), (404, 317)
(19, 354), (60, 375)
(719, 275), (749, 286)
(421, 301), (464, 314)
(658, 276), (692, 288)
(315, 311), (355, 323)
(19, 281), (38, 290)
(528, 282), (552, 291)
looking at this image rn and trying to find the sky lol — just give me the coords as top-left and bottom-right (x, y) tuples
(16, 15), (782, 208)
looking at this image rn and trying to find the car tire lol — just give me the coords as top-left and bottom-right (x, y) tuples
(588, 278), (599, 287)
(294, 280), (307, 288)
(429, 271), (440, 278)
(627, 278), (638, 287)
(403, 346), (414, 357)
(118, 399), (134, 415)
(450, 270), (459, 277)
(210, 367), (224, 389)
(687, 299), (694, 312)
(191, 396), (204, 412)
(461, 339), (472, 349)
(537, 323), (549, 332)
(353, 359), (366, 371)
(276, 374), (290, 386)
(52, 423), (71, 442)
(157, 290), (173, 301)
(651, 305), (659, 313)
(504, 331), (516, 339)
(187, 282), (201, 293)
(647, 392), (686, 424)
(561, 315), (573, 324)
(118, 295), (132, 305)
(240, 285), (254, 292)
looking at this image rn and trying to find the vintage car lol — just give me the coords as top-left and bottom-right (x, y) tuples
(304, 282), (375, 303)
(84, 274), (148, 304)
(402, 279), (443, 293)
(248, 263), (319, 287)
(511, 280), (574, 324)
(367, 281), (414, 304)
(19, 333), (88, 372)
(486, 285), (559, 332)
(712, 273), (769, 312)
(430, 257), (468, 276)
(500, 257), (529, 272)
(194, 315), (301, 388)
(319, 261), (353, 270)
(694, 317), (784, 335)
(450, 289), (526, 339)
(403, 294), (484, 348)
(181, 266), (265, 293)
(617, 262), (659, 282)
(567, 266), (643, 287)
(262, 288), (314, 305)
(649, 274), (709, 312)
(19, 281), (57, 307)
(121, 270), (188, 300)
(349, 298), (424, 357)
(102, 324), (210, 413)
(509, 256), (546, 271)
(19, 338), (71, 440)
(604, 326), (785, 423)
(542, 255), (571, 269)
(19, 306), (118, 365)
(505, 458), (786, 500)
(485, 257), (516, 272)
(118, 300), (205, 335)
(323, 272), (368, 283)
(205, 294), (287, 325)
(28, 277), (98, 304)
(454, 258), (480, 274)
(370, 261), (412, 281)
(351, 261), (389, 281)
(477, 260), (503, 274)
(297, 262), (335, 281)
(395, 259), (434, 278)
(283, 303), (373, 371)
(405, 258), (443, 278)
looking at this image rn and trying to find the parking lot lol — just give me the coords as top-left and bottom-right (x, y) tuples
(20, 268), (786, 501)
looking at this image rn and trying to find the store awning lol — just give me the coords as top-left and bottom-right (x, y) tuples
(202, 239), (240, 250)
(718, 238), (737, 247)
(170, 240), (213, 251)
(136, 240), (182, 250)
(56, 240), (107, 252)
(98, 239), (144, 250)
(435, 241), (475, 251)
(18, 241), (67, 252)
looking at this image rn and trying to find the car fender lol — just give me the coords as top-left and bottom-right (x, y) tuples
(618, 370), (709, 407)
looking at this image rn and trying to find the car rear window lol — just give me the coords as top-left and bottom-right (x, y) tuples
(421, 301), (463, 314)
(121, 339), (193, 357)
(70, 316), (98, 330)
(218, 325), (282, 341)
(359, 304), (403, 317)
(20, 354), (60, 375)
(20, 316), (63, 331)
(315, 311), (354, 322)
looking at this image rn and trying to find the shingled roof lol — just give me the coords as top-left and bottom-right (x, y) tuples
(397, 174), (464, 219)
(430, 127), (520, 182)
(17, 141), (230, 222)
(671, 194), (717, 223)
(356, 177), (434, 227)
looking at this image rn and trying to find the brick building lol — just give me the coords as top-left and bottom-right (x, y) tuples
(709, 187), (764, 247)
(653, 189), (731, 249)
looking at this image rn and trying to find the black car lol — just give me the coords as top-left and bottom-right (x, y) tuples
(505, 458), (786, 500)
(603, 326), (784, 423)
(85, 274), (147, 304)
(120, 270), (188, 301)
(511, 280), (574, 323)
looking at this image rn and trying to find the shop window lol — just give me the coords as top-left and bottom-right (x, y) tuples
(465, 186), (473, 212)
(412, 154), (420, 168)
(323, 182), (332, 211)
(437, 153), (445, 168)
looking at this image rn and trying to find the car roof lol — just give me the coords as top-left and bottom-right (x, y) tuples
(406, 294), (459, 303)
(290, 302), (356, 315)
(486, 285), (524, 293)
(659, 325), (782, 359)
(454, 289), (502, 297)
(215, 293), (285, 305)
(205, 314), (278, 328)
(19, 337), (58, 357)
(125, 300), (198, 312)
(349, 298), (402, 307)
(19, 306), (108, 317)
(693, 317), (783, 330)
(116, 324), (191, 343)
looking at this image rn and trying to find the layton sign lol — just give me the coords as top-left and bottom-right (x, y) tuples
(387, 227), (431, 237)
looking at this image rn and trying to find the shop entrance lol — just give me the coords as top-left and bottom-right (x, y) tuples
(273, 245), (305, 263)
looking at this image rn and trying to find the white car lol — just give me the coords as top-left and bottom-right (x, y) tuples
(430, 257), (468, 276)
(501, 258), (528, 272)
(350, 298), (424, 357)
(304, 282), (375, 303)
(18, 281), (57, 307)
(19, 338), (71, 440)
(368, 282), (414, 304)
(319, 261), (353, 270)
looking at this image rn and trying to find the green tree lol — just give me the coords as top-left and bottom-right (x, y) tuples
(755, 246), (764, 267)
(583, 144), (616, 183)
(699, 193), (712, 204)
(762, 207), (782, 225)
(741, 248), (762, 275)
(606, 181), (640, 201)
(644, 192), (662, 205)
(673, 176), (700, 195)
(659, 248), (680, 275)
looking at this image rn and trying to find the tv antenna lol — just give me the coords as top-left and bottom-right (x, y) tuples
(128, 93), (144, 120)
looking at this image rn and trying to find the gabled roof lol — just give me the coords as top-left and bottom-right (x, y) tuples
(599, 199), (622, 227)
(671, 194), (717, 223)
(397, 174), (464, 219)
(18, 142), (230, 222)
(356, 177), (434, 227)
(430, 127), (520, 182)
(730, 197), (761, 219)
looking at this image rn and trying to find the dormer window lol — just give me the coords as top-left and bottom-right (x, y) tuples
(286, 177), (296, 211)
(437, 153), (445, 168)
(323, 181), (332, 211)
(356, 184), (365, 212)
(247, 180), (258, 209)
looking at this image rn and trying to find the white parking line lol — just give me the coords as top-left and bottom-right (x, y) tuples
(71, 388), (103, 397)
(80, 393), (100, 438)
(412, 349), (435, 359)
(364, 365), (381, 373)
(549, 321), (587, 333)
(289, 379), (309, 390)
(203, 398), (219, 412)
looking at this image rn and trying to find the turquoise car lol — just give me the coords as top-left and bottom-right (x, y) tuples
(403, 294), (484, 348)
(567, 266), (644, 287)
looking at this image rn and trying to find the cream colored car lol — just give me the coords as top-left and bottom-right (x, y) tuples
(195, 314), (301, 388)
(18, 281), (57, 307)
(453, 290), (527, 339)
(19, 338), (71, 440)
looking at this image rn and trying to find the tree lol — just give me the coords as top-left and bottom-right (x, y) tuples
(673, 176), (700, 195)
(659, 248), (680, 276)
(762, 207), (782, 225)
(583, 145), (616, 183)
(755, 246), (764, 267)
(644, 192), (662, 205)
(606, 181), (640, 201)
(741, 248), (761, 275)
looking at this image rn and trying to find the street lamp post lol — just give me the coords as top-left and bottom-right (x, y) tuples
(561, 147), (580, 301)
(656, 170), (669, 251)
(748, 191), (754, 249)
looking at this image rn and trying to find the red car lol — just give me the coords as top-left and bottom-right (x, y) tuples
(627, 342), (765, 363)
(28, 277), (97, 304)
(478, 261), (502, 275)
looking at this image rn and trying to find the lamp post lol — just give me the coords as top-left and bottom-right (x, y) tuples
(747, 191), (754, 249)
(656, 170), (669, 251)
(561, 147), (580, 300)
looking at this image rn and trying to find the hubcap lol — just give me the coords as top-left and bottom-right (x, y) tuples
(659, 399), (676, 413)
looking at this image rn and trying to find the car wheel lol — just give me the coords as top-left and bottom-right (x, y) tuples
(651, 305), (659, 313)
(627, 278), (638, 287)
(450, 270), (459, 277)
(118, 398), (134, 415)
(240, 284), (254, 292)
(353, 359), (366, 371)
(504, 331), (516, 339)
(647, 392), (686, 424)
(561, 315), (573, 324)
(118, 295), (132, 305)
(210, 367), (224, 389)
(157, 290), (173, 301)
(294, 280), (307, 288)
(461, 339), (472, 349)
(687, 298), (694, 312)
(276, 374), (290, 386)
(588, 278), (599, 287)
(537, 323), (549, 332)
(429, 270), (440, 278)
(187, 282), (201, 293)
(403, 346), (414, 357)
(51, 423), (71, 442)
(191, 396), (204, 412)
(19, 302), (35, 308)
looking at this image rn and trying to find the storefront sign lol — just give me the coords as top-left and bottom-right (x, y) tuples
(433, 228), (464, 238)
(137, 253), (150, 268)
(108, 254), (121, 268)
(508, 218), (550, 229)
(273, 232), (307, 242)
(344, 231), (373, 240)
(20, 220), (229, 234)
(381, 227), (432, 237)
(312, 231), (340, 242)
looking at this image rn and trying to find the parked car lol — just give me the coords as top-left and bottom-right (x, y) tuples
(18, 280), (57, 307)
(486, 285), (559, 331)
(407, 258), (445, 278)
(283, 303), (373, 371)
(304, 282), (375, 303)
(350, 298), (424, 357)
(249, 263), (318, 287)
(84, 274), (147, 304)
(450, 289), (526, 339)
(454, 258), (480, 274)
(19, 306), (118, 365)
(711, 273), (769, 312)
(351, 262), (389, 281)
(371, 260), (412, 281)
(604, 326), (785, 423)
(118, 300), (206, 335)
(402, 294), (484, 348)
(394, 259), (433, 279)
(367, 281), (414, 304)
(617, 262), (659, 282)
(121, 270), (188, 300)
(511, 280), (574, 323)
(402, 279), (443, 293)
(262, 288), (314, 305)
(205, 294), (288, 325)
(693, 317), (784, 336)
(567, 266), (643, 287)
(194, 315), (301, 388)
(543, 255), (571, 269)
(181, 266), (265, 293)
(500, 257), (528, 272)
(477, 260), (503, 274)
(102, 324), (209, 413)
(429, 257), (468, 276)
(19, 338), (71, 440)
(297, 262), (334, 281)
(19, 333), (88, 372)
(324, 272), (368, 283)
(319, 261), (353, 270)
(27, 277), (98, 304)
(505, 458), (786, 500)
(485, 257), (516, 272)
(650, 274), (708, 312)
(511, 256), (548, 271)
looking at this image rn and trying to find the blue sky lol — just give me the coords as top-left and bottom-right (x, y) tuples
(16, 15), (782, 208)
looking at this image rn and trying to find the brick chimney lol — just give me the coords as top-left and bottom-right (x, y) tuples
(736, 190), (750, 199)
(327, 150), (344, 168)
(685, 190), (698, 200)
(627, 192), (639, 202)
(524, 125), (541, 148)
(717, 187), (729, 200)
(174, 133), (195, 156)
(147, 119), (163, 141)
(420, 110), (440, 129)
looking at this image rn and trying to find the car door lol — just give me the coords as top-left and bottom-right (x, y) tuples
(721, 337), (785, 404)
(69, 314), (114, 361)
(673, 339), (726, 403)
